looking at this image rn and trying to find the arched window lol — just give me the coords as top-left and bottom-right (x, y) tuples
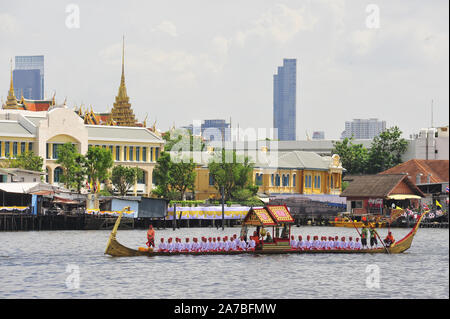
(293, 174), (296, 187)
(54, 167), (63, 183)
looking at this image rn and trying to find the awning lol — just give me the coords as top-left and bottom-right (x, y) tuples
(387, 194), (422, 200)
(0, 183), (39, 194)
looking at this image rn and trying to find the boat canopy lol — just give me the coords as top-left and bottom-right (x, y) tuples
(243, 207), (277, 226)
(265, 205), (295, 224)
(243, 205), (295, 226)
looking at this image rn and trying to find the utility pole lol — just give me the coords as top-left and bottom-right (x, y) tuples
(221, 186), (225, 231)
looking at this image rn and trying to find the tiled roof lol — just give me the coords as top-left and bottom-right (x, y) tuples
(379, 159), (449, 184)
(340, 174), (424, 198)
(86, 125), (164, 143)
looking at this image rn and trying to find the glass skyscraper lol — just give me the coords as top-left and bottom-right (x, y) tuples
(14, 55), (44, 100)
(273, 59), (296, 141)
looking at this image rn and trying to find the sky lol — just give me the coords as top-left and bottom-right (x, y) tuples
(0, 0), (448, 140)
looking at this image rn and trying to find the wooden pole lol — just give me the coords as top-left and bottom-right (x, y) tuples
(374, 229), (390, 254)
(221, 186), (225, 231)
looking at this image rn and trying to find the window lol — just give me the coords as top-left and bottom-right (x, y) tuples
(129, 146), (134, 161)
(255, 173), (263, 186)
(136, 147), (140, 161)
(142, 147), (147, 162)
(0, 142), (2, 157)
(5, 142), (10, 157)
(54, 167), (63, 183)
(28, 142), (33, 152)
(293, 174), (296, 187)
(115, 146), (120, 161)
(52, 144), (60, 159)
(271, 174), (274, 186)
(13, 142), (18, 157)
(318, 176), (321, 189)
(150, 148), (154, 162)
(287, 174), (290, 186)
(137, 169), (145, 184)
(209, 174), (215, 186)
(155, 147), (159, 161)
(275, 174), (280, 186)
(21, 142), (26, 154)
(330, 175), (334, 188)
(123, 146), (127, 161)
(351, 201), (363, 209)
(46, 143), (49, 159)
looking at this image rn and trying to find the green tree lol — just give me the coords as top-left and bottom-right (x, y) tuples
(84, 146), (114, 193)
(332, 137), (369, 175)
(152, 152), (196, 200)
(56, 143), (86, 192)
(367, 126), (408, 174)
(111, 165), (143, 196)
(8, 151), (44, 172)
(208, 150), (254, 202)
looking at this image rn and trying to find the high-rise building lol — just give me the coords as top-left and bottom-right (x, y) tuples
(201, 119), (230, 142)
(312, 131), (325, 140)
(273, 59), (296, 141)
(14, 55), (44, 100)
(340, 118), (386, 139)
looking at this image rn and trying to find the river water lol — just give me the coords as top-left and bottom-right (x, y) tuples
(0, 226), (448, 299)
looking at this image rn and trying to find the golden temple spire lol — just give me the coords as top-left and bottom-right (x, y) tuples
(4, 58), (18, 109)
(110, 35), (137, 127)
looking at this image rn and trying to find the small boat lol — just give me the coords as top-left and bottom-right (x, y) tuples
(329, 218), (387, 228)
(105, 206), (426, 257)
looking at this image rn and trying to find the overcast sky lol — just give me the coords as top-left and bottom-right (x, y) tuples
(0, 0), (448, 139)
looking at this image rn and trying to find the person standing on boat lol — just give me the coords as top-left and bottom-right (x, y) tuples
(146, 224), (155, 248)
(369, 227), (378, 248)
(361, 227), (369, 249)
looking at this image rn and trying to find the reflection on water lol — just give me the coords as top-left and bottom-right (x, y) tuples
(0, 226), (448, 299)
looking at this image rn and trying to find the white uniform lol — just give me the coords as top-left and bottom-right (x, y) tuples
(167, 242), (175, 252)
(247, 239), (256, 250)
(354, 241), (362, 250)
(192, 242), (200, 251)
(239, 240), (247, 250)
(348, 241), (355, 250)
(217, 241), (224, 251)
(158, 242), (167, 251)
(290, 239), (298, 248)
(297, 240), (305, 249)
(223, 240), (231, 251)
(230, 240), (237, 251)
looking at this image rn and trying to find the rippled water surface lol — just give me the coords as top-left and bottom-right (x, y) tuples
(0, 226), (448, 299)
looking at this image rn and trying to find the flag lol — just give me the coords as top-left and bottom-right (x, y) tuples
(436, 200), (442, 208)
(423, 203), (429, 210)
(395, 205), (402, 210)
(446, 185), (449, 193)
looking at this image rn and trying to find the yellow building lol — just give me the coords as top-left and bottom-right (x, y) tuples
(193, 150), (343, 200)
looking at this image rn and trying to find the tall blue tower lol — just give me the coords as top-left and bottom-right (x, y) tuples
(273, 59), (296, 141)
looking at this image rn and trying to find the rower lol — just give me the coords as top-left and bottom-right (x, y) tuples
(247, 237), (256, 251)
(238, 236), (247, 250)
(158, 238), (167, 252)
(290, 235), (297, 249)
(184, 238), (191, 252)
(167, 237), (175, 252)
(348, 236), (355, 250)
(217, 237), (223, 251)
(297, 235), (304, 250)
(354, 237), (362, 250)
(305, 235), (312, 250)
(223, 236), (230, 251)
(146, 224), (155, 248)
(230, 237), (237, 251)
(341, 237), (347, 249)
(192, 238), (200, 252)
(334, 236), (341, 249)
(384, 232), (395, 247)
(212, 237), (217, 251)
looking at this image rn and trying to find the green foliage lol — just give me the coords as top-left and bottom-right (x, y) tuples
(332, 127), (408, 175)
(152, 151), (197, 200)
(111, 165), (143, 196)
(7, 151), (44, 172)
(366, 126), (409, 174)
(56, 143), (86, 192)
(208, 150), (254, 202)
(332, 137), (369, 175)
(84, 146), (114, 191)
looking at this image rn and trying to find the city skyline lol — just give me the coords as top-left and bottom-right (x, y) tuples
(0, 1), (448, 139)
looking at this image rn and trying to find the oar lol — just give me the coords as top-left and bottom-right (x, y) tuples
(351, 218), (362, 237)
(374, 229), (390, 254)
